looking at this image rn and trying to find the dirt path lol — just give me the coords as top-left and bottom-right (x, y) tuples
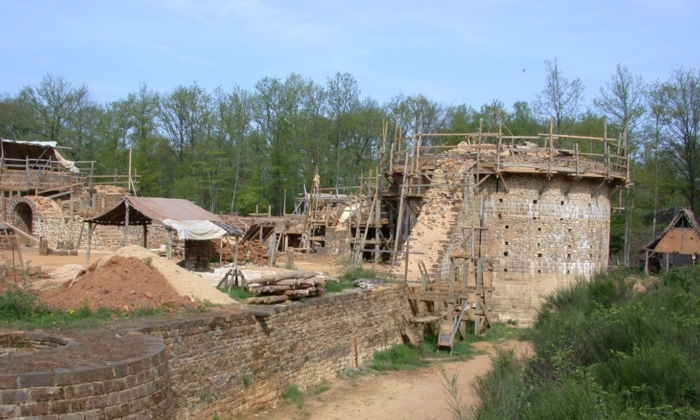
(246, 340), (533, 420)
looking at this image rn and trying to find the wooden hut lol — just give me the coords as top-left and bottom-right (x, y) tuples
(642, 208), (700, 272)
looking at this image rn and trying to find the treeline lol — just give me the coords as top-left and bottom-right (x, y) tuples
(0, 62), (698, 263)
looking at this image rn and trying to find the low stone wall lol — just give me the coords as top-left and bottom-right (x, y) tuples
(1, 285), (412, 419)
(140, 285), (411, 418)
(0, 331), (173, 419)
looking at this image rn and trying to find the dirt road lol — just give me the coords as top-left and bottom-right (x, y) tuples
(247, 340), (533, 420)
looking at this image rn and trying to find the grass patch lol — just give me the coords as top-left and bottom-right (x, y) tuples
(281, 384), (304, 408)
(0, 285), (166, 329)
(223, 286), (257, 300)
(310, 380), (330, 395)
(326, 260), (387, 294)
(369, 343), (429, 371)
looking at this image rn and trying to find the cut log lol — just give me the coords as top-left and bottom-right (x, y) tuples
(244, 295), (288, 304)
(250, 270), (317, 286)
(250, 285), (292, 293)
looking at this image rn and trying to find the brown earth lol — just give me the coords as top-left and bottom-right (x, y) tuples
(39, 255), (198, 311)
(246, 340), (534, 420)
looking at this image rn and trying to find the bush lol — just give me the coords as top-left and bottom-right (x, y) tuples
(0, 286), (49, 320)
(473, 268), (700, 419)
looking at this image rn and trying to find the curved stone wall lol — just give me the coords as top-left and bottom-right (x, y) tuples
(0, 331), (174, 419)
(482, 174), (612, 325)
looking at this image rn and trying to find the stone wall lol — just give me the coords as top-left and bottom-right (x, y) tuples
(474, 174), (611, 325)
(1, 285), (412, 419)
(25, 217), (170, 252)
(0, 331), (173, 419)
(140, 285), (411, 418)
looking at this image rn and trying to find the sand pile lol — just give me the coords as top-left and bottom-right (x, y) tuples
(113, 245), (235, 305)
(40, 256), (197, 311)
(41, 245), (235, 310)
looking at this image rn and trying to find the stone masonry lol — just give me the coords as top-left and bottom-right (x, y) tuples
(0, 285), (412, 419)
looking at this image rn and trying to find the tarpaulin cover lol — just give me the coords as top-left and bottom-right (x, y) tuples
(161, 219), (227, 240)
(1, 139), (79, 173)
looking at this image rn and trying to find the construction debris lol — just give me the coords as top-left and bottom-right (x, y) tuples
(220, 239), (269, 265)
(243, 270), (338, 304)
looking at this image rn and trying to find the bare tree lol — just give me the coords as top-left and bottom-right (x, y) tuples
(17, 74), (92, 158)
(534, 58), (585, 135)
(594, 64), (646, 266)
(594, 64), (646, 145)
(649, 68), (700, 213)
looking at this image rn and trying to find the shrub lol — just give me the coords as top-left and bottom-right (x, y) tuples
(0, 286), (49, 320)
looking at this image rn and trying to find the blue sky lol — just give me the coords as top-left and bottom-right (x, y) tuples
(1, 0), (698, 109)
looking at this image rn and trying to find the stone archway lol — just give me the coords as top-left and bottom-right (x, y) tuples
(8, 197), (37, 244)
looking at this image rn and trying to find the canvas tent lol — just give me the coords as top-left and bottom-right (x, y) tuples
(83, 196), (242, 263)
(642, 208), (700, 272)
(1, 139), (79, 173)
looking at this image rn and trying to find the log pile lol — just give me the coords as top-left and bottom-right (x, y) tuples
(243, 270), (339, 304)
(220, 239), (269, 265)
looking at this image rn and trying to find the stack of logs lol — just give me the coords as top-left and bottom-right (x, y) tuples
(244, 270), (339, 304)
(220, 239), (269, 265)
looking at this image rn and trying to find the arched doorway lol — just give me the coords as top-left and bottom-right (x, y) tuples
(13, 202), (33, 244)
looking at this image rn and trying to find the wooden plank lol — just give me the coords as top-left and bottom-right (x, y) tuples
(411, 316), (441, 323)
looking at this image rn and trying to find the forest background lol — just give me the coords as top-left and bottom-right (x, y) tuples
(1, 61), (698, 267)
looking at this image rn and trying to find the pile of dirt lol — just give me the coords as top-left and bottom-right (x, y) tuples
(40, 245), (236, 311)
(113, 245), (235, 305)
(40, 256), (198, 311)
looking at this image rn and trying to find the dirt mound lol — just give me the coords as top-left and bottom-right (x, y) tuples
(113, 245), (235, 305)
(40, 256), (196, 311)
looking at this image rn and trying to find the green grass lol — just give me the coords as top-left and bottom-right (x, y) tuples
(369, 343), (430, 371)
(0, 285), (166, 329)
(223, 286), (257, 300)
(325, 263), (386, 294)
(281, 384), (304, 408)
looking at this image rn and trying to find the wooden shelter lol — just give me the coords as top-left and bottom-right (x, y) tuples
(642, 208), (700, 272)
(83, 197), (243, 263)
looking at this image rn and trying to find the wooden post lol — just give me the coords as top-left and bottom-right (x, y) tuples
(374, 170), (381, 264)
(123, 199), (129, 248)
(404, 209), (410, 282)
(286, 249), (294, 268)
(143, 224), (148, 248)
(69, 192), (74, 242)
(166, 229), (173, 260)
(234, 237), (239, 269)
(25, 156), (30, 190)
(86, 222), (93, 265)
(392, 141), (411, 267)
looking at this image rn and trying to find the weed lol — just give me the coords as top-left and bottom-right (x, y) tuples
(242, 375), (250, 388)
(281, 384), (304, 408)
(224, 286), (256, 300)
(0, 285), (49, 320)
(440, 369), (468, 420)
(310, 380), (330, 395)
(142, 257), (153, 268)
(325, 262), (387, 294)
(369, 343), (428, 371)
